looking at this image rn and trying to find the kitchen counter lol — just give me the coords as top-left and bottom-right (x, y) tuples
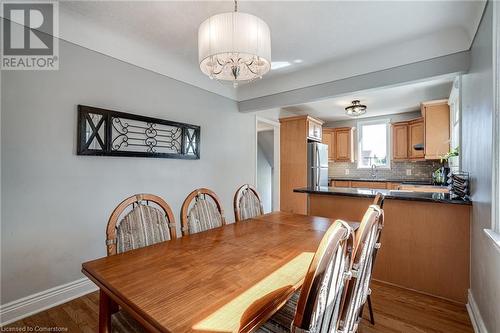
(294, 186), (471, 303)
(329, 177), (433, 185)
(294, 186), (471, 205)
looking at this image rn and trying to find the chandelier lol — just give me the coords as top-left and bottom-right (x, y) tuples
(198, 0), (271, 87)
(345, 100), (367, 117)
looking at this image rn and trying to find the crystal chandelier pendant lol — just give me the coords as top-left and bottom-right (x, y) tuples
(198, 0), (271, 86)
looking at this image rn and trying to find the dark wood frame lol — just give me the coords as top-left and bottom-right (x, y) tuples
(77, 105), (200, 159)
(105, 193), (177, 256)
(180, 188), (226, 236)
(233, 184), (264, 222)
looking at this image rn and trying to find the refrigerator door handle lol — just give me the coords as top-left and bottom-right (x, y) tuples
(316, 146), (320, 187)
(318, 167), (322, 188)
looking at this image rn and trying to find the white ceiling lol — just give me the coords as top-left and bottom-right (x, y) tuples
(279, 76), (454, 122)
(58, 1), (485, 101)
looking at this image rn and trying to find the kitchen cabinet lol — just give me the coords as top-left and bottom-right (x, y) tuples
(307, 118), (323, 142)
(421, 100), (450, 160)
(388, 182), (401, 190)
(398, 184), (449, 193)
(392, 122), (408, 160)
(408, 118), (425, 160)
(333, 180), (350, 187)
(392, 118), (424, 161)
(350, 181), (388, 189)
(333, 127), (354, 162)
(279, 115), (324, 214)
(322, 128), (334, 160)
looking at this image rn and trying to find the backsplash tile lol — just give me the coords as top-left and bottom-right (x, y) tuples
(329, 160), (442, 181)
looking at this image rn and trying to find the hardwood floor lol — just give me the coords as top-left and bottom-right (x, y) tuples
(360, 281), (473, 333)
(4, 281), (473, 333)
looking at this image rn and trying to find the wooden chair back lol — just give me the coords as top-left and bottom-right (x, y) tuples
(181, 188), (226, 236)
(372, 192), (385, 208)
(291, 220), (354, 333)
(370, 193), (385, 261)
(339, 204), (384, 332)
(233, 184), (264, 222)
(105, 193), (177, 256)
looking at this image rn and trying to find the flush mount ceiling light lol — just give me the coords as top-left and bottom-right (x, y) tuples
(198, 0), (271, 87)
(345, 100), (367, 117)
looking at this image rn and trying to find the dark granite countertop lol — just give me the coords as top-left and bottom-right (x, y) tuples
(329, 177), (433, 185)
(294, 187), (472, 205)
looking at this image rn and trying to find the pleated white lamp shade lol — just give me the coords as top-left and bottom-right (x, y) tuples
(198, 12), (271, 83)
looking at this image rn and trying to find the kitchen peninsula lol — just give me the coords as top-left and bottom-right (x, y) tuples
(294, 186), (471, 304)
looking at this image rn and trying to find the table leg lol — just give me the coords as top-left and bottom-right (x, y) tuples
(99, 289), (117, 333)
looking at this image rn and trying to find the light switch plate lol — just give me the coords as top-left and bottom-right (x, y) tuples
(406, 169), (412, 176)
(345, 169), (350, 175)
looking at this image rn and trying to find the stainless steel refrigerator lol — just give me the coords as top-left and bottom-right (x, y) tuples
(307, 142), (329, 188)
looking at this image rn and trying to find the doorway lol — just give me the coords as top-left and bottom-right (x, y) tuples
(256, 117), (280, 213)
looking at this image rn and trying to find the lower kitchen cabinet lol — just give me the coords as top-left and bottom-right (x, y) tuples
(350, 181), (388, 189)
(308, 194), (471, 304)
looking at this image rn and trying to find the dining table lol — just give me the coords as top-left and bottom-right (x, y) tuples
(82, 211), (359, 333)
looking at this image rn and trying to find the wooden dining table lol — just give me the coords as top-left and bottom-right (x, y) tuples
(82, 212), (358, 333)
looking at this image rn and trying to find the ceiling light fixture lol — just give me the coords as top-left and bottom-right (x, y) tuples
(345, 100), (367, 117)
(198, 0), (271, 87)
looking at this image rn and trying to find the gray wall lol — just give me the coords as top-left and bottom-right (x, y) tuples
(461, 2), (500, 332)
(1, 39), (255, 304)
(257, 142), (272, 213)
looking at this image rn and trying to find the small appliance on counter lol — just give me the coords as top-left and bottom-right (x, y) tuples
(307, 142), (329, 188)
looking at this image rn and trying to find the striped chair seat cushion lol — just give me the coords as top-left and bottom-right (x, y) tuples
(256, 290), (300, 333)
(187, 196), (223, 234)
(239, 188), (263, 220)
(111, 310), (146, 332)
(116, 204), (171, 254)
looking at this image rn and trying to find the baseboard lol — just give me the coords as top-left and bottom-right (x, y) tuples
(467, 289), (489, 333)
(0, 277), (98, 326)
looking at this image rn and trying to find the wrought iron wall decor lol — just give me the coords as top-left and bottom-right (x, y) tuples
(77, 105), (200, 159)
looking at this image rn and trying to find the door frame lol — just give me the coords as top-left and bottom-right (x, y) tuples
(255, 116), (280, 211)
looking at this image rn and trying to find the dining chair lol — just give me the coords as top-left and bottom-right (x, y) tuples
(181, 188), (226, 236)
(105, 193), (177, 332)
(106, 193), (177, 255)
(362, 193), (385, 325)
(257, 220), (355, 333)
(234, 184), (264, 221)
(340, 202), (384, 332)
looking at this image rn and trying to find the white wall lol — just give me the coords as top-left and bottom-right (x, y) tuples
(0, 38), (256, 304)
(461, 2), (500, 332)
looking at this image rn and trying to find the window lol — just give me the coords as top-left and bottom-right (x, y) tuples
(487, 1), (500, 249)
(357, 120), (390, 169)
(448, 77), (461, 172)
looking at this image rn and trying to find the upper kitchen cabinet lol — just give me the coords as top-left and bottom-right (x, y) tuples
(322, 128), (334, 160)
(421, 100), (450, 160)
(307, 117), (324, 142)
(408, 118), (425, 160)
(392, 122), (408, 160)
(333, 127), (355, 162)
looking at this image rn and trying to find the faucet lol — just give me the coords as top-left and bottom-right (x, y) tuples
(370, 164), (378, 179)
